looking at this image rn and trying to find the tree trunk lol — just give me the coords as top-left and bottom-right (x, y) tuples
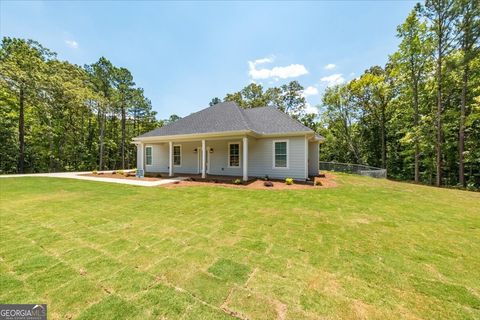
(98, 110), (105, 170)
(435, 48), (443, 187)
(413, 77), (420, 183)
(48, 117), (54, 172)
(459, 63), (468, 187)
(121, 106), (126, 169)
(18, 87), (25, 173)
(381, 107), (386, 169)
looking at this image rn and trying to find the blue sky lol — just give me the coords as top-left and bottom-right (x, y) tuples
(1, 1), (416, 119)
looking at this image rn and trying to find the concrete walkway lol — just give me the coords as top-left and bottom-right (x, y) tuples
(0, 171), (188, 187)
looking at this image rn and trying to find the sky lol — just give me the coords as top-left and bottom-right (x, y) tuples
(1, 1), (416, 119)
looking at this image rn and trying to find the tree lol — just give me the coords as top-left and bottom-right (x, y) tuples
(455, 0), (479, 187)
(278, 81), (307, 118)
(350, 66), (395, 168)
(393, 8), (433, 181)
(85, 57), (115, 170)
(209, 97), (221, 106)
(167, 114), (181, 123)
(321, 84), (361, 163)
(224, 81), (308, 120)
(422, 0), (459, 186)
(113, 67), (135, 169)
(0, 38), (159, 173)
(224, 83), (273, 109)
(0, 38), (54, 173)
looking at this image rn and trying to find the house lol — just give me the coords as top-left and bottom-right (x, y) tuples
(132, 102), (324, 181)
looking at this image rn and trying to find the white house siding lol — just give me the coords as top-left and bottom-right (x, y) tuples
(308, 142), (319, 176)
(171, 141), (199, 174)
(204, 140), (242, 176)
(142, 136), (309, 180)
(144, 143), (168, 172)
(248, 136), (307, 180)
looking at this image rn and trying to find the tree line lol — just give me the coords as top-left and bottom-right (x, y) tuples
(212, 0), (479, 189)
(0, 38), (165, 173)
(319, 0), (479, 188)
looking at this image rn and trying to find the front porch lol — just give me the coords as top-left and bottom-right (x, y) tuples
(135, 136), (250, 181)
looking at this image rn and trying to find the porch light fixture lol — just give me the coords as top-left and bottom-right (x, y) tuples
(193, 148), (197, 153)
(209, 148), (214, 153)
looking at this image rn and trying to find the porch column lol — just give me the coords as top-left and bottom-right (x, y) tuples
(169, 141), (173, 177)
(243, 137), (248, 181)
(201, 139), (206, 179)
(138, 142), (144, 173)
(305, 136), (309, 180)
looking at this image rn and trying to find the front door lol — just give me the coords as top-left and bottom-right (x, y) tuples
(197, 147), (210, 174)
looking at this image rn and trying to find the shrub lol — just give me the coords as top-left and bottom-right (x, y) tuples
(233, 179), (242, 185)
(112, 170), (117, 175)
(315, 180), (322, 186)
(285, 178), (294, 185)
(92, 170), (98, 175)
(117, 169), (125, 175)
(264, 175), (270, 181)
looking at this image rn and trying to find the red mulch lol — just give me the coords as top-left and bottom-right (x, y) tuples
(164, 173), (337, 190)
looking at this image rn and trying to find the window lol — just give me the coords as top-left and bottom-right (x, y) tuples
(145, 146), (152, 165)
(273, 140), (288, 168)
(173, 145), (181, 166)
(228, 143), (240, 167)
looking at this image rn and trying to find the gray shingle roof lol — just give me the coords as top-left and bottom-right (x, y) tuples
(242, 106), (312, 134)
(136, 101), (317, 138)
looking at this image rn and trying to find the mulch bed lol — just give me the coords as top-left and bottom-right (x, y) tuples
(164, 173), (337, 190)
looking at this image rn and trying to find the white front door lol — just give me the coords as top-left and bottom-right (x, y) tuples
(197, 147), (210, 174)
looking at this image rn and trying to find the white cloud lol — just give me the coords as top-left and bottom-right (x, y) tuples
(305, 102), (319, 114)
(248, 56), (308, 80)
(303, 86), (319, 97)
(320, 73), (345, 87)
(324, 63), (336, 70)
(252, 57), (274, 65)
(65, 40), (79, 49)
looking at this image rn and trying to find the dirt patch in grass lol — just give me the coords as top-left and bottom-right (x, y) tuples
(81, 173), (161, 181)
(164, 173), (337, 190)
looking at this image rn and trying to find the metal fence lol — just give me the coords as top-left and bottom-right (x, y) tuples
(319, 161), (387, 179)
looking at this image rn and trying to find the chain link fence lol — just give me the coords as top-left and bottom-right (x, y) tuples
(319, 161), (387, 179)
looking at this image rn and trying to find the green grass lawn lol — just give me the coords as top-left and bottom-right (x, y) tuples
(1, 174), (479, 319)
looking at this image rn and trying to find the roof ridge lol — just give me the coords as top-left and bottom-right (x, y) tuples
(234, 104), (255, 132)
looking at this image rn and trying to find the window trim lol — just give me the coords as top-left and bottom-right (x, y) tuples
(173, 144), (182, 167)
(228, 142), (241, 168)
(272, 139), (289, 169)
(145, 146), (153, 166)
